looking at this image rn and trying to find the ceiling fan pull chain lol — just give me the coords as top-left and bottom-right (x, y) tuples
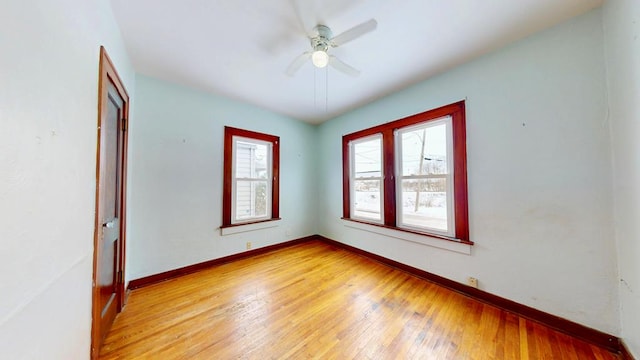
(325, 66), (329, 113)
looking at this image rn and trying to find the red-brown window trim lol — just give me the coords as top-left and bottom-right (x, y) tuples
(342, 101), (470, 243)
(222, 126), (280, 228)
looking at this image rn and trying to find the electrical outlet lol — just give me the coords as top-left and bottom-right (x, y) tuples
(246, 242), (252, 250)
(467, 277), (478, 289)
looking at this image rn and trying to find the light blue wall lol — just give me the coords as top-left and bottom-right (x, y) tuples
(317, 9), (619, 334)
(128, 75), (318, 279)
(603, 0), (640, 356)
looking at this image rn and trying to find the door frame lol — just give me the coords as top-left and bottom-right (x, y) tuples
(91, 46), (130, 359)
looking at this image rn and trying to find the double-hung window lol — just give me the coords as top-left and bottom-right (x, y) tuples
(223, 126), (280, 227)
(342, 101), (470, 243)
(396, 118), (454, 236)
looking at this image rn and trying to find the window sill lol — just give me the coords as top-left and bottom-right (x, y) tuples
(220, 218), (281, 236)
(341, 218), (472, 255)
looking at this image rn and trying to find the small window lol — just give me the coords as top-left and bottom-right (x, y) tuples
(351, 134), (384, 223)
(342, 101), (470, 243)
(223, 127), (279, 227)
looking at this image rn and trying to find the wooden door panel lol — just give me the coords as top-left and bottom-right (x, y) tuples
(98, 219), (119, 309)
(92, 47), (129, 359)
(103, 87), (122, 219)
(97, 82), (123, 327)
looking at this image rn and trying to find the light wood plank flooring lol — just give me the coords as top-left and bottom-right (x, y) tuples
(99, 240), (619, 359)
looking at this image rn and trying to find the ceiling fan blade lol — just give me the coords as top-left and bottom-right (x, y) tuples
(285, 51), (312, 76)
(292, 0), (317, 36)
(331, 19), (377, 47)
(329, 56), (360, 77)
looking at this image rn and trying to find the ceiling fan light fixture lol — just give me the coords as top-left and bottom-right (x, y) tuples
(311, 50), (329, 68)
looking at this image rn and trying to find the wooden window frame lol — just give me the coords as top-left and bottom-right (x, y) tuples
(342, 101), (471, 244)
(222, 126), (280, 228)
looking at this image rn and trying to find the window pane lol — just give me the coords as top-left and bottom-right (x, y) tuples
(235, 180), (268, 220)
(354, 138), (381, 178)
(353, 179), (382, 220)
(235, 180), (252, 219)
(252, 181), (268, 217)
(400, 178), (447, 232)
(401, 122), (448, 176)
(235, 140), (269, 179)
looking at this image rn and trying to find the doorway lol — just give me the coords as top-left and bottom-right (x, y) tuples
(91, 46), (130, 358)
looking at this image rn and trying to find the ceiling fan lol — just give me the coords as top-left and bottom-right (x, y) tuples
(285, 19), (377, 77)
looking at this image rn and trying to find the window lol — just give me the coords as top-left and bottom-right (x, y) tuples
(342, 101), (470, 243)
(223, 127), (279, 227)
(351, 134), (383, 223)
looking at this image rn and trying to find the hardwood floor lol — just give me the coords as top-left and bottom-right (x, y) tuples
(99, 240), (620, 359)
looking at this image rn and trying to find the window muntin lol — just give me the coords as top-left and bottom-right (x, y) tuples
(232, 137), (272, 223)
(395, 117), (455, 235)
(223, 127), (279, 228)
(342, 101), (469, 244)
(350, 134), (383, 223)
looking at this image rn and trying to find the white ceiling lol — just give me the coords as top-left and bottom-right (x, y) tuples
(109, 0), (602, 124)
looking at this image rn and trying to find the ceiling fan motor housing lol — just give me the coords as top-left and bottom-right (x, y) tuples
(311, 25), (332, 52)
